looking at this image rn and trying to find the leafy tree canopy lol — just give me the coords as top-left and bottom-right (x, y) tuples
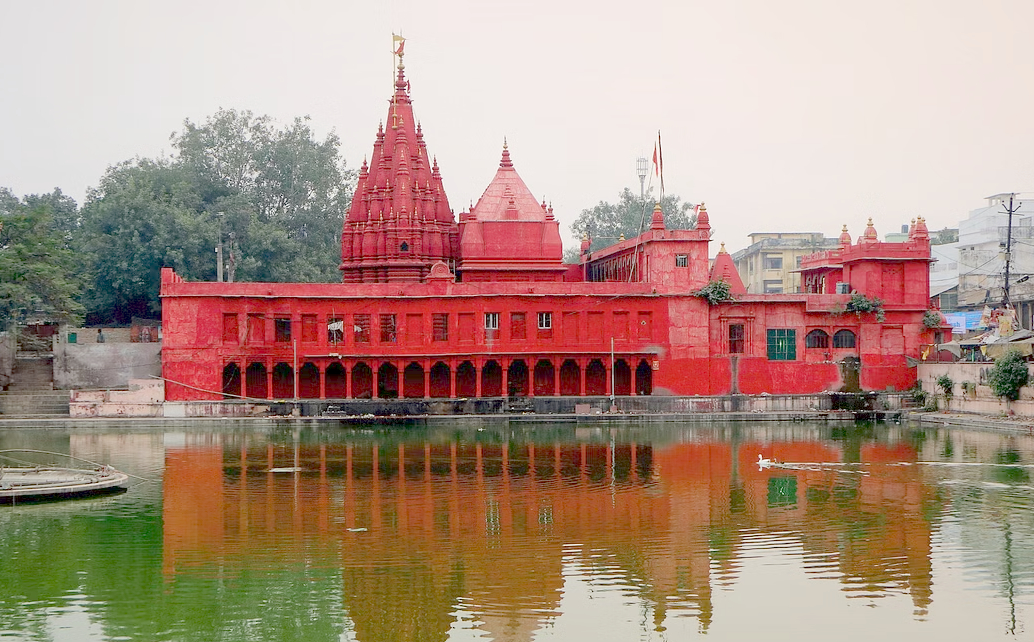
(0, 188), (85, 325)
(79, 109), (356, 323)
(569, 188), (698, 256)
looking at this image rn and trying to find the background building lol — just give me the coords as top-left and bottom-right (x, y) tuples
(731, 232), (840, 294)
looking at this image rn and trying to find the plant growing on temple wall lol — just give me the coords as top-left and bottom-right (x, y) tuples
(846, 293), (885, 322)
(694, 280), (734, 305)
(987, 350), (1030, 402)
(936, 374), (954, 400)
(923, 310), (943, 328)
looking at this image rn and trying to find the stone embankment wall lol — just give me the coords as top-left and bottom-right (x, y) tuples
(53, 341), (162, 390)
(917, 362), (1034, 415)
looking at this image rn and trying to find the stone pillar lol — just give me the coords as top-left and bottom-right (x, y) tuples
(501, 361), (509, 398)
(580, 358), (587, 396)
(319, 363), (326, 400)
(424, 359), (431, 398)
(449, 358), (457, 399)
(345, 363), (352, 399)
(474, 358), (482, 398)
(553, 362), (561, 396)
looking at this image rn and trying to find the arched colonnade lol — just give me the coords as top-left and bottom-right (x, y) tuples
(221, 356), (655, 400)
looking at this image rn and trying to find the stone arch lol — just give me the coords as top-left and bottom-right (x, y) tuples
(534, 359), (555, 396)
(326, 362), (347, 398)
(614, 359), (632, 396)
(456, 361), (476, 397)
(378, 362), (399, 398)
(222, 362), (241, 399)
(246, 362), (268, 399)
(352, 362), (373, 399)
(508, 359), (529, 396)
(586, 359), (606, 395)
(429, 361), (450, 398)
(299, 362), (320, 399)
(481, 360), (503, 397)
(559, 359), (580, 396)
(806, 329), (830, 349)
(272, 362), (293, 399)
(403, 362), (425, 398)
(635, 359), (653, 395)
(833, 329), (857, 349)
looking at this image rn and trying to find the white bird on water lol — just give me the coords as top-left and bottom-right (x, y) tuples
(757, 454), (775, 469)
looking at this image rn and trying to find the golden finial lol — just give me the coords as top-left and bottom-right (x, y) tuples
(720, 242), (727, 253)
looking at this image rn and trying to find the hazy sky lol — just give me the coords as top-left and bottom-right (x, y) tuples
(3, 0), (1033, 252)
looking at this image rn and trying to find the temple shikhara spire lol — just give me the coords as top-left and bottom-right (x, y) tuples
(340, 43), (458, 283)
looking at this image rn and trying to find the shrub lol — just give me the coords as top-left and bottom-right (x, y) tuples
(846, 293), (885, 322)
(923, 310), (943, 329)
(694, 280), (734, 305)
(936, 374), (953, 399)
(987, 350), (1030, 401)
(910, 381), (928, 408)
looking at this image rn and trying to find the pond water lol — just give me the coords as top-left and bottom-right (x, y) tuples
(1, 419), (1033, 641)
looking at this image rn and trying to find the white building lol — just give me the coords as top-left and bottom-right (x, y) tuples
(957, 193), (1034, 326)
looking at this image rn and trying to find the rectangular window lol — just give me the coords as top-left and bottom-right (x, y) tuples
(274, 317), (291, 343)
(637, 311), (653, 341)
(432, 313), (449, 342)
(766, 329), (796, 361)
(537, 311), (553, 339)
(729, 324), (744, 354)
(247, 314), (264, 345)
(458, 313), (475, 342)
(379, 314), (397, 343)
(764, 254), (783, 270)
(485, 312), (500, 330)
(354, 314), (371, 343)
(588, 311), (604, 342)
(763, 280), (783, 294)
(510, 312), (526, 339)
(563, 311), (580, 343)
(328, 317), (344, 344)
(405, 313), (423, 344)
(301, 314), (317, 343)
(676, 255), (688, 268)
(222, 313), (239, 344)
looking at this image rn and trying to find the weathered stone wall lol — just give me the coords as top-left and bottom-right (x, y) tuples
(53, 342), (162, 390)
(0, 330), (14, 389)
(917, 362), (1034, 415)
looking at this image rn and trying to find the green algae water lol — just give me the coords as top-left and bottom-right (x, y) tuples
(1, 420), (1033, 641)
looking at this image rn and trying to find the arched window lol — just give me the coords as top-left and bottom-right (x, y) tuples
(833, 329), (856, 348)
(806, 329), (830, 349)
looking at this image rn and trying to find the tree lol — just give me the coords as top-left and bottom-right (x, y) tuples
(987, 350), (1029, 402)
(79, 109), (356, 322)
(0, 188), (84, 325)
(570, 188), (698, 255)
(932, 227), (958, 245)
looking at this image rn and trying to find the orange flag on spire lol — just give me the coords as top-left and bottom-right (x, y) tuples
(393, 33), (406, 56)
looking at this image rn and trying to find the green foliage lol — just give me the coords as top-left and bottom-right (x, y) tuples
(988, 350), (1030, 402)
(936, 374), (954, 399)
(932, 227), (959, 245)
(909, 381), (929, 408)
(923, 310), (943, 328)
(79, 108), (356, 322)
(846, 293), (885, 322)
(694, 280), (734, 305)
(0, 188), (84, 325)
(570, 188), (697, 254)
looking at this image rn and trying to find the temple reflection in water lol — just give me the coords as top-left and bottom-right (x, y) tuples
(159, 424), (937, 640)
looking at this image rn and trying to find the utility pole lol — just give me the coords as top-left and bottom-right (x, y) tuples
(991, 193), (1021, 305)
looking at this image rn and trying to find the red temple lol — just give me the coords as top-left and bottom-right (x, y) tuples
(160, 52), (940, 405)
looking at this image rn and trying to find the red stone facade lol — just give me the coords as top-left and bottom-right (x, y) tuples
(160, 56), (939, 402)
